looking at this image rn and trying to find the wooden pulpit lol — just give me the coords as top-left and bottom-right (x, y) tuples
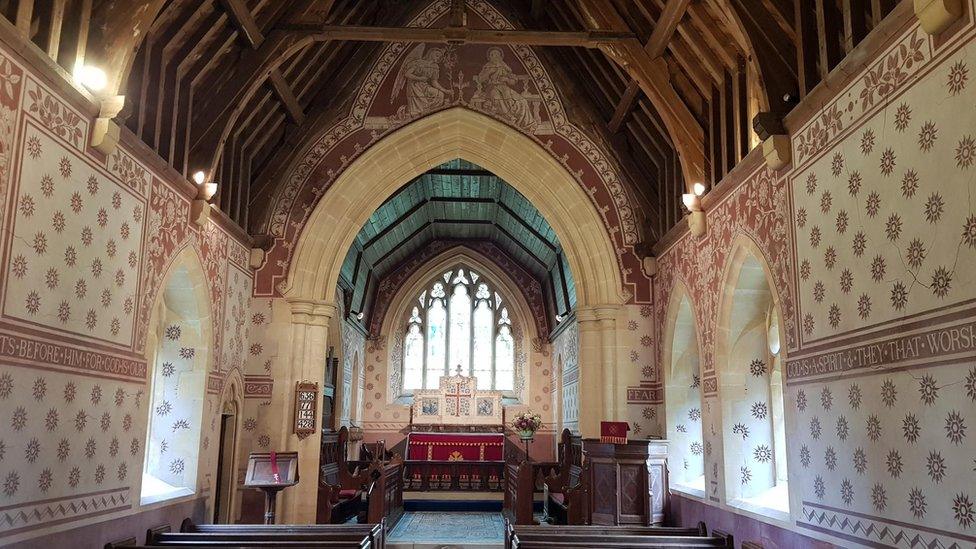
(582, 439), (669, 526)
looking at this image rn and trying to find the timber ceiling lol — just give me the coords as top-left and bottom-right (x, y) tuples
(9, 0), (903, 244)
(338, 160), (577, 328)
(343, 160), (561, 281)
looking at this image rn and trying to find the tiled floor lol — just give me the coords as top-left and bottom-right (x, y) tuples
(387, 511), (505, 548)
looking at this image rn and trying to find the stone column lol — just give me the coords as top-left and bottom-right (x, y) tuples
(595, 306), (620, 422)
(576, 307), (603, 438)
(275, 298), (336, 524)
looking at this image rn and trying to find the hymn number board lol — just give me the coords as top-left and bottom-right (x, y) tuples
(293, 381), (318, 438)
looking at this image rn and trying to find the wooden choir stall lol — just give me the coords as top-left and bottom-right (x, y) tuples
(317, 426), (404, 528)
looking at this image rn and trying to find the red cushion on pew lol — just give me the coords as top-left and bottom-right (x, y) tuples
(339, 489), (359, 499)
(549, 493), (565, 505)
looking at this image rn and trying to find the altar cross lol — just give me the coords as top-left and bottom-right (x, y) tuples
(446, 382), (466, 416)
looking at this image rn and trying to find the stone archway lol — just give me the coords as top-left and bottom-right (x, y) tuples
(283, 107), (624, 308)
(274, 107), (627, 522)
(712, 235), (792, 513)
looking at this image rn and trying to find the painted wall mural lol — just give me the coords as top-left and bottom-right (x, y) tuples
(0, 36), (253, 544)
(656, 5), (976, 547)
(254, 0), (652, 304)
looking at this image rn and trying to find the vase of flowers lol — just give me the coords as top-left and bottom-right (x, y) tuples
(512, 411), (542, 440)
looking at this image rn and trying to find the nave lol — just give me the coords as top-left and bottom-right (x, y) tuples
(0, 0), (974, 548)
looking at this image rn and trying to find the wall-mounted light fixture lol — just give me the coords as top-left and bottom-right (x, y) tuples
(190, 171), (218, 226)
(682, 182), (707, 238)
(74, 65), (107, 92)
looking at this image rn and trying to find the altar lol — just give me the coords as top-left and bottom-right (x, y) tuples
(407, 371), (506, 463)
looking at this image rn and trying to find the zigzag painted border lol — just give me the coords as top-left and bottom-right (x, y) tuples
(0, 487), (130, 536)
(798, 503), (975, 548)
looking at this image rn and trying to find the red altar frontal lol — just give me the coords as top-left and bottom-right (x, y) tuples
(407, 432), (505, 461)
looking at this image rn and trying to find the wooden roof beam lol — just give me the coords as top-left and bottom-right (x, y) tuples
(221, 0), (305, 125)
(269, 70), (306, 124)
(277, 24), (635, 47)
(580, 0), (703, 187)
(605, 0), (691, 135)
(644, 0), (692, 56)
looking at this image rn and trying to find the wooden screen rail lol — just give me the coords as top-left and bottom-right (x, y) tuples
(402, 460), (505, 491)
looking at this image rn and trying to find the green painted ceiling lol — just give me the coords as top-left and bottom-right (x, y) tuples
(340, 159), (577, 327)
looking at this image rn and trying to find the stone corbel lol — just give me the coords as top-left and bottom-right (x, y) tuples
(762, 135), (791, 170)
(686, 210), (707, 238)
(754, 111), (791, 171)
(189, 197), (212, 227)
(90, 95), (125, 155)
(915, 0), (963, 34)
(634, 241), (658, 278)
(249, 234), (274, 270)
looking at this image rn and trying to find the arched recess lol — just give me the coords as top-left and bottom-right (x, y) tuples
(140, 246), (213, 506)
(714, 235), (790, 517)
(214, 368), (245, 524)
(378, 246), (540, 405)
(662, 281), (705, 493)
(283, 107), (624, 311)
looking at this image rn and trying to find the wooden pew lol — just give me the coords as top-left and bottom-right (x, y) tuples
(147, 531), (375, 548)
(511, 531), (733, 548)
(543, 429), (585, 524)
(364, 458), (404, 529)
(505, 520), (708, 545)
(318, 427), (372, 524)
(502, 459), (535, 525)
(505, 520), (728, 549)
(179, 519), (384, 549)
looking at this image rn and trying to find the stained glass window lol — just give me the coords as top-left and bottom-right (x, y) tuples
(403, 267), (516, 392)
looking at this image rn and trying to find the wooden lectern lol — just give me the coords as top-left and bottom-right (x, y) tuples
(243, 451), (299, 524)
(582, 439), (669, 526)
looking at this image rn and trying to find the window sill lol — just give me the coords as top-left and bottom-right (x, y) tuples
(728, 484), (791, 523)
(670, 483), (706, 499)
(140, 473), (194, 506)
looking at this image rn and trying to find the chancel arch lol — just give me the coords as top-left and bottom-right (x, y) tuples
(275, 110), (627, 505)
(714, 236), (791, 519)
(139, 247), (213, 506)
(662, 282), (705, 495)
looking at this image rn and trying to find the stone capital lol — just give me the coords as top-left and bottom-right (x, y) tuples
(286, 298), (338, 326)
(577, 304), (621, 323)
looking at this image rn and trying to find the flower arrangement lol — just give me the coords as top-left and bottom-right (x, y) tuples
(512, 411), (542, 440)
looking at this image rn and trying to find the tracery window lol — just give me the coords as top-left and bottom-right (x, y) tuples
(402, 267), (515, 392)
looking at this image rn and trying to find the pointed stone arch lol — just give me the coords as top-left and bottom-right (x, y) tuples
(661, 279), (706, 491)
(283, 106), (625, 310)
(713, 234), (792, 516)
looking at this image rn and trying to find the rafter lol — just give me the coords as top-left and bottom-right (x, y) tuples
(580, 0), (703, 186)
(269, 70), (305, 124)
(605, 0), (694, 143)
(221, 0), (305, 125)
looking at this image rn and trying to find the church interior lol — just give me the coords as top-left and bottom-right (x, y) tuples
(0, 0), (973, 547)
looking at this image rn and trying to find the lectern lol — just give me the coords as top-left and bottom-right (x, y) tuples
(243, 451), (299, 524)
(582, 439), (669, 526)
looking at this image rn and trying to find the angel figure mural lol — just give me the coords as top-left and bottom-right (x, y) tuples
(472, 47), (537, 130)
(391, 44), (453, 118)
